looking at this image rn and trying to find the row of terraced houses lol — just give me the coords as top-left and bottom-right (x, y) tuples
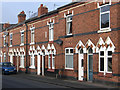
(0, 0), (120, 87)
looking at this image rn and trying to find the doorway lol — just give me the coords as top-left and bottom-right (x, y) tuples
(37, 54), (41, 75)
(88, 47), (93, 81)
(42, 55), (45, 76)
(78, 48), (84, 81)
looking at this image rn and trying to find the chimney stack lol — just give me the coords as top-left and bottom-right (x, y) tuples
(38, 4), (48, 17)
(3, 23), (10, 29)
(18, 11), (26, 23)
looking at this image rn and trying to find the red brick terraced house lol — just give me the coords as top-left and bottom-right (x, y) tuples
(0, 0), (120, 87)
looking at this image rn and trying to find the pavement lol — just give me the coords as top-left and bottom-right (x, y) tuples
(16, 73), (119, 89)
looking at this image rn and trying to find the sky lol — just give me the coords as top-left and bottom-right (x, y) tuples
(0, 0), (72, 24)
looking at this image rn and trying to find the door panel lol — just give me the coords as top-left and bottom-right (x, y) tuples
(78, 54), (84, 81)
(88, 55), (93, 81)
(37, 55), (40, 75)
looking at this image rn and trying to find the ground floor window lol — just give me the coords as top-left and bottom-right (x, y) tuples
(65, 48), (74, 69)
(48, 54), (55, 69)
(99, 50), (112, 73)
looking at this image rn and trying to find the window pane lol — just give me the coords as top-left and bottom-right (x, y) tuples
(21, 36), (24, 43)
(101, 5), (110, 12)
(10, 40), (12, 45)
(69, 16), (72, 20)
(69, 22), (72, 33)
(80, 49), (83, 54)
(81, 59), (84, 67)
(21, 56), (22, 66)
(70, 49), (73, 53)
(66, 55), (73, 68)
(101, 13), (109, 28)
(52, 57), (55, 68)
(88, 47), (93, 53)
(66, 49), (69, 53)
(100, 58), (104, 71)
(10, 34), (12, 39)
(108, 51), (112, 56)
(21, 32), (24, 34)
(108, 58), (112, 72)
(49, 29), (51, 40)
(31, 56), (32, 66)
(31, 33), (34, 42)
(48, 56), (51, 68)
(100, 51), (104, 56)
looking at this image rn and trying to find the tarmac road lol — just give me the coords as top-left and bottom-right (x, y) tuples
(2, 73), (118, 89)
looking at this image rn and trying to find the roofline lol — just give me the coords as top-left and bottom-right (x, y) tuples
(57, 2), (78, 9)
(2, 1), (81, 31)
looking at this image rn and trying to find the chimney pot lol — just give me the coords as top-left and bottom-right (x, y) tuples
(41, 4), (43, 7)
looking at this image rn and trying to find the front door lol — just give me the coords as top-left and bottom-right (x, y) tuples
(37, 55), (41, 75)
(88, 54), (93, 81)
(42, 55), (45, 76)
(13, 56), (17, 66)
(10, 56), (13, 63)
(78, 54), (84, 81)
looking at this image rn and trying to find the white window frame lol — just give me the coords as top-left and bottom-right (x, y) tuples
(20, 30), (24, 46)
(49, 23), (54, 41)
(99, 50), (105, 73)
(19, 55), (24, 68)
(66, 14), (72, 35)
(9, 33), (13, 47)
(30, 27), (35, 45)
(65, 48), (74, 70)
(98, 4), (111, 33)
(29, 55), (35, 69)
(3, 35), (6, 47)
(106, 50), (112, 73)
(99, 49), (113, 74)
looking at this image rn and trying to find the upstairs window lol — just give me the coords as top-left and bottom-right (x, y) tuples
(3, 35), (6, 47)
(10, 33), (13, 47)
(30, 27), (35, 45)
(65, 48), (74, 69)
(100, 5), (110, 30)
(20, 30), (24, 46)
(66, 15), (72, 35)
(49, 23), (54, 41)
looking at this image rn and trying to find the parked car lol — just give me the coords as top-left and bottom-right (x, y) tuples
(0, 62), (17, 75)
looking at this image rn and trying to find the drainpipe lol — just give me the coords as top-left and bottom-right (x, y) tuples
(25, 23), (28, 74)
(6, 29), (9, 62)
